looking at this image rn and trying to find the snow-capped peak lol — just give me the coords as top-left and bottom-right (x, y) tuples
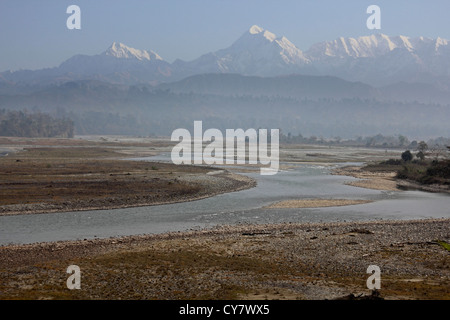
(201, 25), (308, 72)
(435, 37), (449, 50)
(249, 25), (264, 34)
(104, 42), (163, 61)
(306, 34), (428, 60)
(247, 25), (277, 42)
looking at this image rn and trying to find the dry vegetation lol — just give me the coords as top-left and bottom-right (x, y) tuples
(335, 160), (450, 194)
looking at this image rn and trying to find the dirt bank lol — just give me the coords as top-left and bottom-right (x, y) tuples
(0, 146), (255, 216)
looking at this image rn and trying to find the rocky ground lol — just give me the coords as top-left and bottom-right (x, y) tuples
(0, 219), (448, 300)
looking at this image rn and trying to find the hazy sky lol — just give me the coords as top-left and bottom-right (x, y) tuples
(1, 0), (450, 71)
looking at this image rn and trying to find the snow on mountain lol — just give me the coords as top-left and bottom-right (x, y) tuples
(173, 25), (310, 76)
(173, 27), (450, 86)
(0, 42), (171, 86)
(305, 34), (450, 60)
(104, 42), (163, 61)
(230, 25), (309, 65)
(306, 34), (416, 59)
(302, 34), (450, 86)
(54, 42), (171, 84)
(2, 26), (450, 88)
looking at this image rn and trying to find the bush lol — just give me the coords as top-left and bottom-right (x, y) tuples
(416, 151), (425, 161)
(425, 160), (450, 179)
(381, 159), (402, 165)
(401, 150), (413, 162)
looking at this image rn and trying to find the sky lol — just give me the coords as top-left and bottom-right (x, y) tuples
(1, 0), (450, 72)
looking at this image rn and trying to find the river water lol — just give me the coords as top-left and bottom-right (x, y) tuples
(1, 158), (449, 245)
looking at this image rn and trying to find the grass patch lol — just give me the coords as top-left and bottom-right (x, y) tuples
(436, 240), (450, 252)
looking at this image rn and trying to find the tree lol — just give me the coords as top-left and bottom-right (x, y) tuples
(0, 110), (74, 138)
(401, 150), (413, 162)
(416, 151), (425, 161)
(398, 135), (409, 147)
(430, 147), (446, 161)
(418, 141), (428, 153)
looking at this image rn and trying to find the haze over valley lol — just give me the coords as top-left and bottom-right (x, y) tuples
(1, 25), (450, 140)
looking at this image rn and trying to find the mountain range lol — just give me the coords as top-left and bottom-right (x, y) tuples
(2, 25), (450, 89)
(1, 25), (450, 138)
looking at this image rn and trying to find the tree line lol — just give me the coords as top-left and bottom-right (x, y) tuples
(280, 132), (450, 150)
(0, 110), (74, 138)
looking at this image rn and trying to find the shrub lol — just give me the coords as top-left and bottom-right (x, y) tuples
(401, 150), (413, 162)
(416, 151), (425, 161)
(381, 159), (402, 165)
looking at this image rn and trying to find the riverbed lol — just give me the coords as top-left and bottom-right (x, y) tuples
(1, 159), (449, 245)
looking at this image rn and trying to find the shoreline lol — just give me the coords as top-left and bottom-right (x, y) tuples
(331, 165), (400, 191)
(2, 217), (448, 261)
(265, 198), (373, 209)
(1, 218), (449, 300)
(332, 164), (450, 194)
(0, 143), (260, 217)
(396, 179), (450, 194)
(0, 170), (256, 217)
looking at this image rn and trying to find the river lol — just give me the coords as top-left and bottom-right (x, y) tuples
(1, 159), (449, 245)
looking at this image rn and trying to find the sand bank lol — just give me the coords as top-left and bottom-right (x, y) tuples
(266, 199), (373, 208)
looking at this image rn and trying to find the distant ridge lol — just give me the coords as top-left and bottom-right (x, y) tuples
(1, 25), (450, 88)
(157, 73), (377, 100)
